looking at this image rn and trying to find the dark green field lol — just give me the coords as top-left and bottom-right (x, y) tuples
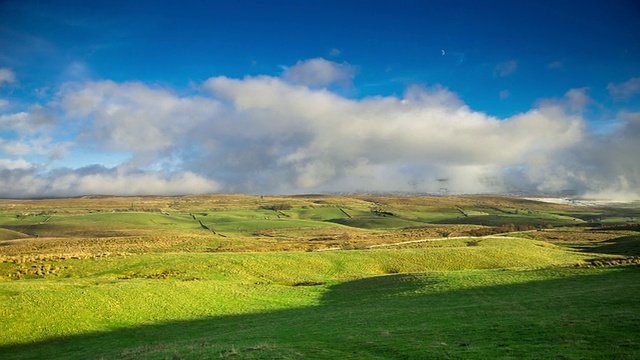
(1, 195), (639, 359)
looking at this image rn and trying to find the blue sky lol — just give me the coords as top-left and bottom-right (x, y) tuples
(0, 0), (639, 198)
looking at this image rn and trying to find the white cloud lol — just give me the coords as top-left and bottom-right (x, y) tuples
(0, 99), (8, 109)
(493, 61), (517, 77)
(0, 58), (637, 198)
(607, 77), (640, 101)
(0, 105), (64, 161)
(1, 139), (32, 156)
(521, 110), (640, 199)
(0, 158), (32, 170)
(0, 112), (29, 130)
(0, 172), (48, 198)
(563, 88), (590, 112)
(282, 58), (356, 87)
(0, 68), (16, 85)
(0, 106), (57, 134)
(58, 80), (222, 156)
(534, 88), (592, 115)
(47, 170), (220, 196)
(46, 142), (72, 160)
(0, 135), (71, 160)
(0, 166), (220, 198)
(204, 75), (585, 194)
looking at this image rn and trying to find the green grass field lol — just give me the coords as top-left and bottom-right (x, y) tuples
(0, 195), (639, 359)
(1, 265), (638, 359)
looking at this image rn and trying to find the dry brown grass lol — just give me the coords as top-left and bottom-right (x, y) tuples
(0, 223), (479, 256)
(0, 234), (209, 257)
(515, 228), (636, 244)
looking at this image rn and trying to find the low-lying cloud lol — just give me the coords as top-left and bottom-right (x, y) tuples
(0, 58), (638, 199)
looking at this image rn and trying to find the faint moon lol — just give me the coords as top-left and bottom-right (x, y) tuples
(441, 50), (445, 55)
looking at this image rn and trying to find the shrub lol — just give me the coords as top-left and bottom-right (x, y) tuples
(259, 204), (292, 211)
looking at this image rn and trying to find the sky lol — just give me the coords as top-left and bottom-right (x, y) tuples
(0, 0), (639, 198)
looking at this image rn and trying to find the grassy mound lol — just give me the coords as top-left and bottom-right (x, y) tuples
(0, 237), (591, 282)
(0, 228), (30, 241)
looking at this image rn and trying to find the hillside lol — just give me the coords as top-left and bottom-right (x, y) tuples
(0, 195), (638, 359)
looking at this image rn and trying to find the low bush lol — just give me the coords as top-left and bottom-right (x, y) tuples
(259, 204), (292, 211)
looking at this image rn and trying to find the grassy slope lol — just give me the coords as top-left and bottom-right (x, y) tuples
(0, 238), (602, 355)
(0, 237), (592, 282)
(1, 195), (639, 359)
(0, 228), (29, 241)
(1, 266), (638, 359)
(585, 235), (640, 256)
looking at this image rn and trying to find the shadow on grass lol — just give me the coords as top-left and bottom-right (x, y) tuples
(1, 267), (640, 359)
(584, 235), (640, 256)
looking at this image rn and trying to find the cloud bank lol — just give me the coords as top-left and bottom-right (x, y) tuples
(0, 58), (639, 198)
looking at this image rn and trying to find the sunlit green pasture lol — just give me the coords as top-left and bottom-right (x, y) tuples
(1, 195), (639, 359)
(0, 238), (623, 351)
(1, 262), (638, 359)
